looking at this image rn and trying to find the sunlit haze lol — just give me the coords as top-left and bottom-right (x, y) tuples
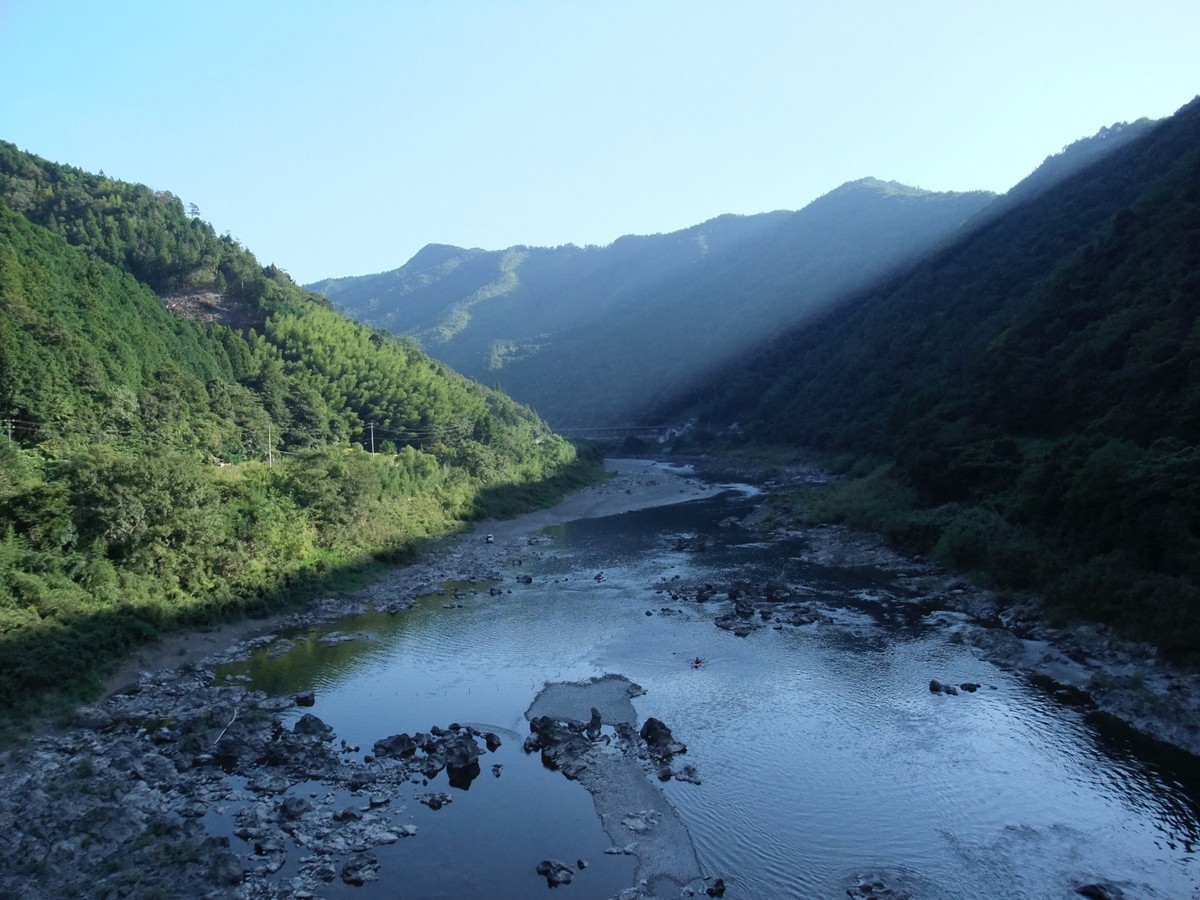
(2, 0), (1197, 283)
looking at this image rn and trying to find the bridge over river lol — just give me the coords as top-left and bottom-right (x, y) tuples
(554, 425), (671, 440)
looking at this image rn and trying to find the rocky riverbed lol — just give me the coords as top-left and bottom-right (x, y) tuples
(1, 457), (1196, 899)
(687, 457), (1200, 759)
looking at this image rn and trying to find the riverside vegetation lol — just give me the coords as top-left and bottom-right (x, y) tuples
(0, 142), (597, 724)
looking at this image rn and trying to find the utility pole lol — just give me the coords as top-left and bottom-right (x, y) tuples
(367, 421), (376, 453)
(3, 418), (12, 442)
(267, 422), (273, 468)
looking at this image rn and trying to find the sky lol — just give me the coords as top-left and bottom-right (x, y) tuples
(1, 1), (1198, 285)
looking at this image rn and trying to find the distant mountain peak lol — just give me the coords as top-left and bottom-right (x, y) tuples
(838, 176), (927, 194)
(817, 177), (994, 204)
(406, 242), (478, 269)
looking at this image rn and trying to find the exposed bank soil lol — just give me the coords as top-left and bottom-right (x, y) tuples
(2, 456), (1197, 900)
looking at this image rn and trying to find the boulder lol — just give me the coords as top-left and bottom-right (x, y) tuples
(443, 733), (481, 770)
(373, 733), (417, 758)
(279, 795), (311, 820)
(418, 792), (453, 810)
(536, 859), (575, 887)
(639, 717), (686, 757)
(586, 707), (603, 741)
(340, 853), (379, 886)
(292, 713), (334, 739)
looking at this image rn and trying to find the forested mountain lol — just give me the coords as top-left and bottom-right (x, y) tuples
(986, 117), (1157, 214)
(311, 180), (995, 425)
(666, 98), (1200, 657)
(0, 143), (589, 715)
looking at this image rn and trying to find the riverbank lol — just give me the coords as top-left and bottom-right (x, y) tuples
(101, 458), (721, 697)
(0, 458), (724, 900)
(684, 454), (1200, 759)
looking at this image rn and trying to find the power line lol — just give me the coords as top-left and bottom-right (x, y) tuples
(0, 410), (491, 467)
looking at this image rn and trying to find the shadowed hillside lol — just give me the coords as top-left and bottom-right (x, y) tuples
(312, 179), (995, 425)
(665, 98), (1200, 657)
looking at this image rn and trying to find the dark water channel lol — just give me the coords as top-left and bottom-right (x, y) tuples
(221, 478), (1200, 898)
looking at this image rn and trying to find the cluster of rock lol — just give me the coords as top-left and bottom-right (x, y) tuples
(524, 707), (697, 786)
(670, 534), (711, 553)
(655, 575), (829, 637)
(525, 707), (616, 779)
(0, 655), (507, 899)
(536, 857), (581, 887)
(369, 722), (501, 789)
(928, 679), (987, 695)
(638, 717), (700, 784)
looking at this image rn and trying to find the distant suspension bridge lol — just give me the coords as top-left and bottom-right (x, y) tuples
(554, 424), (681, 440)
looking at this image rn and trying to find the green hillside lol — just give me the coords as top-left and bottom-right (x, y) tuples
(669, 98), (1200, 658)
(0, 144), (591, 718)
(312, 180), (995, 425)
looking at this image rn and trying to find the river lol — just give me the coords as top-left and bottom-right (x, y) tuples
(213, 461), (1200, 899)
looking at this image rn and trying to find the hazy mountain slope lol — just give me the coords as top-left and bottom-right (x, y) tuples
(312, 180), (994, 425)
(498, 180), (996, 424)
(668, 97), (1200, 655)
(990, 117), (1158, 212)
(680, 104), (1197, 449)
(312, 210), (795, 365)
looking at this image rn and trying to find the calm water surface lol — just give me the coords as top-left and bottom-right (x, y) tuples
(224, 477), (1200, 899)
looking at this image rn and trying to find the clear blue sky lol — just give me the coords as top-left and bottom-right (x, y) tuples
(2, 1), (1197, 284)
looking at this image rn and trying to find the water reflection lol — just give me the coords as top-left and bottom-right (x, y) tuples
(226, 490), (1200, 899)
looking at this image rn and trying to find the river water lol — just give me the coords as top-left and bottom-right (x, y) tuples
(222, 476), (1200, 899)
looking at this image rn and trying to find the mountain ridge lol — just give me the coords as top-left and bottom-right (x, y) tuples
(311, 178), (995, 425)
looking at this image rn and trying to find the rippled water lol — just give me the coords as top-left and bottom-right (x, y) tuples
(225, 479), (1200, 899)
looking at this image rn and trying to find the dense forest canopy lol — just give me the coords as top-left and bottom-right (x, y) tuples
(665, 98), (1200, 658)
(0, 142), (592, 717)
